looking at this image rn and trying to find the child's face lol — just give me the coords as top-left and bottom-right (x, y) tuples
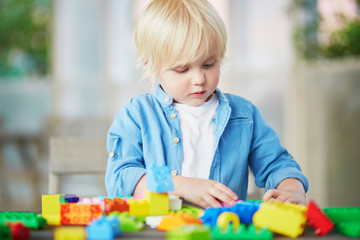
(158, 48), (220, 107)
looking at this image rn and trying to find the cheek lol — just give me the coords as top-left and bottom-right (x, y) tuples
(209, 68), (220, 85)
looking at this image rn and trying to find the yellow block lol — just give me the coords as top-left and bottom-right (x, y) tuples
(217, 212), (240, 232)
(253, 201), (306, 238)
(42, 194), (64, 225)
(144, 190), (169, 215)
(54, 226), (86, 240)
(127, 199), (150, 216)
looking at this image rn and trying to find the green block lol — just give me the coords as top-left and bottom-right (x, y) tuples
(0, 211), (46, 229)
(323, 207), (360, 238)
(212, 224), (273, 240)
(0, 225), (11, 240)
(167, 225), (211, 240)
(59, 195), (67, 203)
(109, 211), (144, 232)
(336, 222), (360, 238)
(323, 207), (360, 223)
(171, 204), (204, 218)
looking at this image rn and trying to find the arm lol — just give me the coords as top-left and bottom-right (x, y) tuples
(248, 104), (308, 204)
(134, 174), (238, 208)
(105, 104), (146, 197)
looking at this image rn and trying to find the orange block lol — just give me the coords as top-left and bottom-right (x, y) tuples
(157, 212), (203, 231)
(60, 203), (102, 225)
(104, 198), (129, 214)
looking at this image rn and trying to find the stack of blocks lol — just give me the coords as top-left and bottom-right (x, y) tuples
(127, 163), (174, 217)
(42, 194), (102, 226)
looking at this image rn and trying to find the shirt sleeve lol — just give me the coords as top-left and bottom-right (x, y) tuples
(248, 103), (309, 192)
(105, 103), (146, 196)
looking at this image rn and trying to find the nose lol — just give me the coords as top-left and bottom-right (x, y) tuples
(191, 69), (205, 85)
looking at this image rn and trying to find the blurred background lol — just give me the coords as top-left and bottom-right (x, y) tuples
(0, 0), (359, 211)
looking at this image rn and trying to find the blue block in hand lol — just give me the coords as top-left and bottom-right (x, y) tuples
(146, 163), (174, 193)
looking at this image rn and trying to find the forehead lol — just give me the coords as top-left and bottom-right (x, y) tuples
(170, 38), (219, 67)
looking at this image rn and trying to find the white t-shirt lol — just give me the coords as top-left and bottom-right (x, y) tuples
(173, 94), (219, 179)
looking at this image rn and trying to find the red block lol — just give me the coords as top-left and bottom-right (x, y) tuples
(104, 198), (129, 214)
(9, 223), (30, 240)
(306, 200), (334, 235)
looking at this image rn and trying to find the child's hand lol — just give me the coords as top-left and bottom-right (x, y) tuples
(262, 178), (306, 205)
(172, 176), (238, 208)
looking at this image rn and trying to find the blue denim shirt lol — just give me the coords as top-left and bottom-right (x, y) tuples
(105, 85), (308, 199)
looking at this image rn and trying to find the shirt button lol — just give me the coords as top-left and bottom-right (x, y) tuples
(173, 137), (180, 143)
(109, 152), (115, 158)
(165, 97), (170, 103)
(171, 170), (178, 176)
(170, 113), (177, 118)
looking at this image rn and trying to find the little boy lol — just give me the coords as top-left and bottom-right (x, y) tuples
(105, 0), (308, 208)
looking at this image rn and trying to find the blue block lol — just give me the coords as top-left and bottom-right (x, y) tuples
(87, 216), (121, 240)
(230, 201), (260, 224)
(201, 207), (232, 226)
(146, 163), (174, 193)
(65, 194), (79, 203)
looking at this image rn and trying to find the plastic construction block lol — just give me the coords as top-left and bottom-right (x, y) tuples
(65, 194), (80, 203)
(109, 212), (144, 232)
(217, 212), (240, 232)
(146, 163), (174, 193)
(0, 212), (46, 229)
(201, 207), (232, 227)
(212, 224), (273, 240)
(60, 203), (102, 225)
(0, 225), (11, 240)
(9, 223), (31, 240)
(252, 200), (306, 238)
(157, 212), (203, 231)
(169, 195), (182, 211)
(127, 199), (150, 216)
(172, 204), (204, 218)
(144, 190), (169, 215)
(167, 224), (211, 240)
(323, 207), (360, 238)
(54, 226), (86, 240)
(81, 197), (106, 213)
(306, 200), (334, 235)
(87, 215), (121, 240)
(336, 222), (360, 238)
(146, 216), (164, 228)
(323, 207), (360, 223)
(104, 197), (129, 214)
(230, 201), (260, 224)
(42, 194), (64, 225)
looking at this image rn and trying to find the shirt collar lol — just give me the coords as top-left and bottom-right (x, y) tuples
(151, 84), (230, 107)
(151, 84), (174, 106)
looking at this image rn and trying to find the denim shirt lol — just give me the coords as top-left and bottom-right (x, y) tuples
(105, 85), (308, 199)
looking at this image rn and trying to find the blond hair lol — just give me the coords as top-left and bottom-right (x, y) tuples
(135, 0), (227, 83)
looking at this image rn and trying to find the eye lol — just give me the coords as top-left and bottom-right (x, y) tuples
(203, 60), (216, 68)
(174, 67), (189, 73)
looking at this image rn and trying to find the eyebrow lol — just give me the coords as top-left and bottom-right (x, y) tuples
(171, 54), (218, 69)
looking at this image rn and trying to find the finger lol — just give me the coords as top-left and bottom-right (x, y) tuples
(208, 186), (236, 206)
(214, 182), (238, 201)
(203, 193), (222, 208)
(262, 189), (280, 201)
(284, 197), (296, 204)
(275, 194), (288, 203)
(197, 199), (211, 209)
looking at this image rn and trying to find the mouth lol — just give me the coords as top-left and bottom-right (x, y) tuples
(190, 90), (206, 97)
